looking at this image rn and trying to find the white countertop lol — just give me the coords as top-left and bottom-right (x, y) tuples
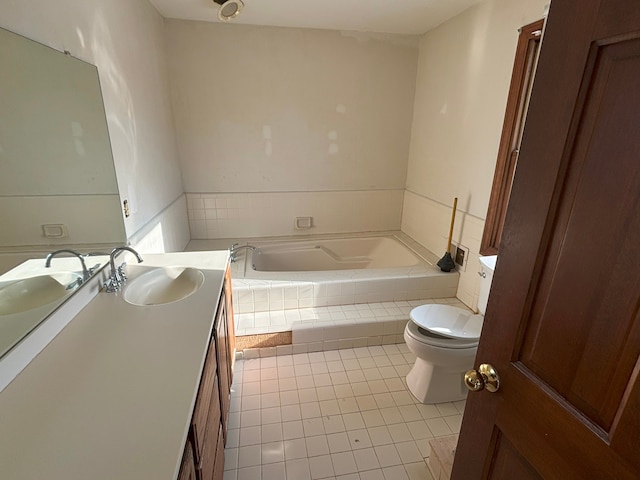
(0, 251), (230, 480)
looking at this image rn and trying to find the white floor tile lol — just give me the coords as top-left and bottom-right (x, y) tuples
(309, 454), (335, 479)
(306, 435), (330, 457)
(301, 402), (322, 419)
(303, 417), (326, 437)
(284, 438), (308, 460)
(261, 406), (282, 425)
(382, 465), (409, 480)
(347, 429), (372, 450)
(374, 445), (402, 468)
(327, 432), (351, 453)
(239, 425), (261, 446)
(283, 420), (305, 440)
(395, 441), (423, 464)
(286, 458), (311, 480)
(387, 423), (413, 443)
(367, 426), (393, 446)
(405, 461), (434, 480)
(281, 404), (302, 422)
(360, 468), (385, 480)
(354, 447), (381, 472)
(261, 441), (285, 464)
(331, 451), (358, 476)
(236, 465), (261, 480)
(237, 444), (261, 468)
(261, 461), (286, 480)
(342, 412), (366, 431)
(261, 423), (284, 443)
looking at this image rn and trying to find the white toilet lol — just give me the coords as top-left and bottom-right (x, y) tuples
(404, 255), (497, 404)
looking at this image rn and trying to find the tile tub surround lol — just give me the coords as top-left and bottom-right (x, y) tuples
(186, 191), (404, 240)
(223, 344), (465, 480)
(195, 232), (459, 315)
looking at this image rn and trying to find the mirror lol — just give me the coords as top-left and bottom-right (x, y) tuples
(0, 26), (125, 357)
(0, 254), (110, 357)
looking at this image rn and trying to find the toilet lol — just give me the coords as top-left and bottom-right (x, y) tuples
(404, 255), (497, 404)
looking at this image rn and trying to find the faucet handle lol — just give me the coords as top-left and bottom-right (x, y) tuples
(117, 262), (128, 281)
(103, 276), (121, 293)
(230, 243), (239, 252)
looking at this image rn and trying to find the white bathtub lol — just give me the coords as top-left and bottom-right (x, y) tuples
(186, 233), (459, 328)
(217, 233), (458, 317)
(251, 236), (422, 272)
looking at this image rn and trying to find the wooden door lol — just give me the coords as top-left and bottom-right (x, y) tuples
(452, 1), (640, 478)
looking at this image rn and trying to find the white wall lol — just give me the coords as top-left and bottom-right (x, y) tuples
(0, 0), (189, 253)
(165, 21), (418, 238)
(402, 0), (548, 308)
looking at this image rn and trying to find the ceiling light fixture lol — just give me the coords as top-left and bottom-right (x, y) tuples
(213, 0), (244, 22)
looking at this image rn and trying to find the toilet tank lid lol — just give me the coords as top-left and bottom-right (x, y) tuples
(410, 304), (483, 340)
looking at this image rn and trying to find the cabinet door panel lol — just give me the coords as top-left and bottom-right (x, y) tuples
(198, 375), (221, 480)
(214, 292), (231, 440)
(177, 438), (197, 480)
(224, 266), (235, 379)
(191, 329), (218, 464)
(213, 424), (225, 480)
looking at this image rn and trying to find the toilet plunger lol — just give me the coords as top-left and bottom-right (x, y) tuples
(437, 197), (458, 272)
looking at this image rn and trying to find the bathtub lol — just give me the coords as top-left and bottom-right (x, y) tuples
(221, 233), (460, 320)
(251, 236), (422, 272)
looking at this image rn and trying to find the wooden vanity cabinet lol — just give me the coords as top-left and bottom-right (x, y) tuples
(177, 265), (235, 480)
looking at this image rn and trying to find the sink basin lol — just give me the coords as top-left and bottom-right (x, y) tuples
(0, 272), (83, 316)
(123, 267), (205, 306)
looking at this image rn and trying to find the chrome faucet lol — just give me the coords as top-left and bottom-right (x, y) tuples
(45, 249), (90, 280)
(229, 243), (257, 263)
(104, 246), (143, 293)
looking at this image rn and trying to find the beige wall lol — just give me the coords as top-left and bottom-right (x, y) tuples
(0, 0), (189, 253)
(402, 0), (548, 308)
(165, 21), (418, 238)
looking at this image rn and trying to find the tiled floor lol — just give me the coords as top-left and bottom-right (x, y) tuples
(223, 343), (466, 480)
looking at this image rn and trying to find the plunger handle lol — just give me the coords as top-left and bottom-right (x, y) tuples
(446, 197), (458, 252)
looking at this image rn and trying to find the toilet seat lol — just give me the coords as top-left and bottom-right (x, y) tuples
(405, 321), (478, 349)
(409, 304), (482, 340)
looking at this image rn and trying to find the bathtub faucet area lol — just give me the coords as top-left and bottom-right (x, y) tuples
(229, 243), (257, 263)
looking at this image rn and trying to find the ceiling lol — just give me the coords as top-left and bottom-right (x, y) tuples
(148, 0), (482, 36)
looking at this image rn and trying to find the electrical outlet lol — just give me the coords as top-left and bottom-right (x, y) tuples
(455, 244), (468, 269)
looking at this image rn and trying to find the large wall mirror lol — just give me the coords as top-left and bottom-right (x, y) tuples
(0, 26), (126, 255)
(0, 26), (126, 358)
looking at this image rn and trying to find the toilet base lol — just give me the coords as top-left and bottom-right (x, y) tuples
(406, 357), (468, 404)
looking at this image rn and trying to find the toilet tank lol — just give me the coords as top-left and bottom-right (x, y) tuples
(477, 255), (497, 315)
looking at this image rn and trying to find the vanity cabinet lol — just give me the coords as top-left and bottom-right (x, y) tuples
(178, 265), (235, 480)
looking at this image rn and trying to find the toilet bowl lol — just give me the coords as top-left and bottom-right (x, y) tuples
(404, 255), (496, 404)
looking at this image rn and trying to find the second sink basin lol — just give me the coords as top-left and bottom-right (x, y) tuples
(123, 267), (205, 306)
(0, 272), (83, 316)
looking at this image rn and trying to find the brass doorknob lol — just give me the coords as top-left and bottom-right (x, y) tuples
(464, 363), (500, 393)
